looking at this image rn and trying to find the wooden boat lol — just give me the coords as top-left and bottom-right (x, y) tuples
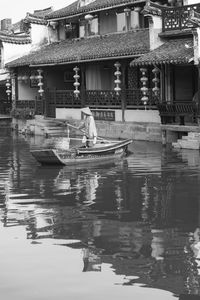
(30, 138), (133, 166)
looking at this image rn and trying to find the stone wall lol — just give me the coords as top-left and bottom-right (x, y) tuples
(96, 121), (162, 142)
(12, 116), (162, 142)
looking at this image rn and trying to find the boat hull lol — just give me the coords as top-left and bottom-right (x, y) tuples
(30, 139), (132, 166)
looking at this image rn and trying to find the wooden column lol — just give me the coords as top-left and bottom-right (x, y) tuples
(197, 64), (200, 124)
(121, 63), (126, 123)
(80, 65), (86, 107)
(11, 72), (17, 111)
(42, 69), (47, 116)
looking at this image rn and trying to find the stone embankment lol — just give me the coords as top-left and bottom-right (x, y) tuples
(11, 115), (162, 142)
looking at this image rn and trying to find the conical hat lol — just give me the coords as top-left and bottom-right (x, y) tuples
(81, 107), (92, 116)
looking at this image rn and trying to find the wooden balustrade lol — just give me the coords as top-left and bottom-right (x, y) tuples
(45, 88), (157, 111)
(162, 3), (200, 32)
(46, 90), (81, 108)
(0, 99), (11, 114)
(157, 102), (198, 124)
(15, 99), (44, 116)
(14, 89), (159, 118)
(85, 90), (121, 108)
(14, 94), (197, 125)
(126, 89), (158, 107)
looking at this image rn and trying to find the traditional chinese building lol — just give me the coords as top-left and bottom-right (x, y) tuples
(0, 20), (31, 114)
(5, 0), (200, 142)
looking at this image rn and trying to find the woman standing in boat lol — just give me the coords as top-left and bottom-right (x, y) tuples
(78, 107), (97, 147)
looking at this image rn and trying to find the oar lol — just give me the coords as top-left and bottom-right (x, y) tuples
(65, 122), (112, 143)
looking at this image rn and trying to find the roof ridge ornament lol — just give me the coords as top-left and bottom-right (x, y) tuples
(77, 0), (96, 9)
(142, 0), (163, 16)
(188, 10), (200, 27)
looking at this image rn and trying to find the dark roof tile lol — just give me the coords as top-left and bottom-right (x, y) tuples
(0, 31), (31, 44)
(46, 0), (145, 20)
(130, 37), (194, 66)
(6, 29), (149, 67)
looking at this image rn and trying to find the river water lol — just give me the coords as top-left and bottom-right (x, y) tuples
(0, 127), (200, 300)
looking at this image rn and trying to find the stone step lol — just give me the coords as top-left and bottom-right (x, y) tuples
(178, 139), (200, 150)
(172, 142), (181, 148)
(181, 136), (200, 142)
(188, 132), (200, 139)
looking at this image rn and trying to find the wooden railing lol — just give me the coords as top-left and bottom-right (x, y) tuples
(14, 95), (198, 125)
(85, 90), (121, 108)
(14, 99), (44, 118)
(45, 88), (158, 115)
(162, 3), (200, 32)
(126, 89), (158, 107)
(157, 102), (198, 124)
(45, 89), (81, 117)
(14, 89), (159, 118)
(0, 99), (11, 114)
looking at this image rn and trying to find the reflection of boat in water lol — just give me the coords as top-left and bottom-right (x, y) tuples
(30, 139), (133, 166)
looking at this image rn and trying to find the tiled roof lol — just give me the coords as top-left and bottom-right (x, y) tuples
(33, 7), (53, 18)
(24, 7), (53, 25)
(130, 38), (194, 66)
(46, 0), (145, 20)
(0, 31), (31, 44)
(24, 13), (48, 25)
(142, 0), (162, 16)
(6, 29), (149, 67)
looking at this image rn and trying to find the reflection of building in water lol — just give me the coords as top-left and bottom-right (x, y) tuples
(82, 245), (101, 272)
(173, 148), (200, 167)
(54, 168), (100, 206)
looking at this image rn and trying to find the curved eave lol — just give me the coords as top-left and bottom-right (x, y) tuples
(130, 38), (194, 67)
(6, 30), (150, 68)
(7, 51), (148, 68)
(24, 18), (47, 25)
(46, 0), (145, 21)
(0, 36), (31, 44)
(131, 58), (194, 66)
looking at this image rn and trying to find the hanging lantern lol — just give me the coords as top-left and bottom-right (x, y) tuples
(84, 14), (93, 21)
(114, 62), (121, 95)
(6, 75), (11, 98)
(17, 75), (23, 82)
(49, 21), (58, 30)
(124, 7), (131, 16)
(140, 68), (148, 106)
(22, 75), (29, 83)
(30, 74), (36, 81)
(37, 69), (44, 96)
(73, 66), (80, 98)
(152, 67), (160, 97)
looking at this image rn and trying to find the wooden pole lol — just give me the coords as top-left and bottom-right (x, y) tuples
(121, 63), (126, 123)
(197, 64), (200, 125)
(80, 65), (86, 107)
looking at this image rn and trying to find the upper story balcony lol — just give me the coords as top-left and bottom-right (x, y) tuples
(162, 3), (200, 33)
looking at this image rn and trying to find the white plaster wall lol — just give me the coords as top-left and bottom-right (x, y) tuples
(196, 28), (200, 63)
(187, 0), (200, 4)
(56, 108), (123, 121)
(31, 24), (48, 49)
(56, 108), (161, 124)
(48, 26), (58, 43)
(149, 16), (163, 51)
(56, 108), (81, 120)
(125, 109), (161, 123)
(18, 81), (38, 100)
(3, 43), (31, 64)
